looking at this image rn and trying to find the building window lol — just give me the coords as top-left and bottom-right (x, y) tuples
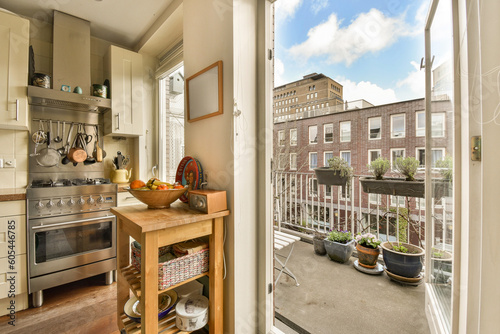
(416, 148), (425, 168)
(340, 121), (351, 142)
(309, 178), (318, 197)
(391, 114), (405, 138)
(309, 126), (318, 144)
(290, 153), (297, 170)
(339, 183), (351, 200)
(309, 152), (318, 170)
(416, 111), (425, 137)
(324, 151), (333, 167)
(290, 128), (297, 146)
(307, 94), (310, 100)
(368, 117), (381, 140)
(368, 149), (381, 163)
(390, 196), (406, 207)
(313, 85), (316, 90)
(315, 92), (317, 98)
(278, 130), (285, 146)
(278, 153), (286, 170)
(369, 193), (381, 205)
(296, 97), (298, 103)
(324, 124), (333, 143)
(432, 113), (446, 137)
(390, 148), (405, 171)
(340, 151), (351, 166)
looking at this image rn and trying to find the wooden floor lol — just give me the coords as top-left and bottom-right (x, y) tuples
(0, 274), (120, 334)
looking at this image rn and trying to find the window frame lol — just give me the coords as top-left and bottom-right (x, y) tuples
(290, 128), (297, 146)
(324, 123), (333, 143)
(309, 125), (318, 144)
(368, 116), (382, 140)
(290, 153), (297, 171)
(324, 151), (333, 167)
(340, 121), (351, 142)
(340, 150), (351, 166)
(431, 112), (446, 138)
(278, 130), (285, 147)
(368, 149), (382, 164)
(390, 148), (406, 171)
(416, 110), (425, 137)
(309, 152), (318, 170)
(390, 114), (406, 138)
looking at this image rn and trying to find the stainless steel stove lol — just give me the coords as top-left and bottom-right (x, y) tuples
(26, 177), (117, 307)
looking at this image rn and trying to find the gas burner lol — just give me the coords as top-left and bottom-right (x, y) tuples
(72, 178), (111, 186)
(31, 179), (72, 188)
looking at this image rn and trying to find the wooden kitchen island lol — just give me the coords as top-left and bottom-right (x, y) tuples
(111, 202), (229, 334)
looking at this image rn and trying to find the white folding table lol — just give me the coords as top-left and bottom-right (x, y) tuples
(274, 230), (300, 286)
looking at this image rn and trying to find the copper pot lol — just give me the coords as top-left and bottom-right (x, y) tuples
(67, 133), (87, 163)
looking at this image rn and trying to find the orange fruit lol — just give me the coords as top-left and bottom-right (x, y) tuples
(130, 180), (146, 189)
(174, 184), (184, 189)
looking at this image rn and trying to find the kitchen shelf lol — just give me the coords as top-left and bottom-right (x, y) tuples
(28, 85), (110, 113)
(119, 264), (209, 299)
(119, 311), (207, 334)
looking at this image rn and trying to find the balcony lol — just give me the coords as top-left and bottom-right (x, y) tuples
(273, 171), (453, 333)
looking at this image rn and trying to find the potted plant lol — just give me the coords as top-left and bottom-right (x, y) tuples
(355, 232), (381, 269)
(314, 156), (353, 186)
(380, 241), (425, 278)
(323, 230), (355, 263)
(360, 156), (424, 198)
(312, 231), (328, 256)
(433, 156), (452, 199)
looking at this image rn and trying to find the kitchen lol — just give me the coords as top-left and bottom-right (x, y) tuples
(0, 1), (265, 333)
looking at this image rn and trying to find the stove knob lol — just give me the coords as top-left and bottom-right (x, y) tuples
(67, 199), (75, 207)
(46, 200), (54, 209)
(87, 196), (95, 205)
(57, 199), (65, 207)
(35, 200), (44, 210)
(77, 197), (85, 206)
(97, 195), (104, 204)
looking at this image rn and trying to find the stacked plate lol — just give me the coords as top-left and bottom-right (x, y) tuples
(124, 290), (178, 323)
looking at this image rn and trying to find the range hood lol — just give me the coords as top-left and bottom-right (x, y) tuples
(28, 85), (110, 112)
(28, 11), (109, 112)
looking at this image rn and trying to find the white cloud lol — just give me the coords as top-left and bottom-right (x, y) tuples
(339, 78), (399, 105)
(274, 57), (286, 87)
(289, 8), (415, 66)
(311, 0), (328, 15)
(396, 61), (425, 98)
(275, 0), (303, 22)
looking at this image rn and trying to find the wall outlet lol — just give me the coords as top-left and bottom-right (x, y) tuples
(4, 159), (16, 168)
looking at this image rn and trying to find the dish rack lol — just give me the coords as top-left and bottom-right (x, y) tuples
(131, 242), (209, 290)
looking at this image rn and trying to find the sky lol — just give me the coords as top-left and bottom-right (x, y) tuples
(274, 0), (430, 105)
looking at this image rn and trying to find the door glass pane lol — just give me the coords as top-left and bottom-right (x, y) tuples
(35, 222), (112, 263)
(428, 0), (454, 331)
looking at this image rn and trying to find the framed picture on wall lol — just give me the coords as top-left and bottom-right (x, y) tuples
(186, 60), (223, 122)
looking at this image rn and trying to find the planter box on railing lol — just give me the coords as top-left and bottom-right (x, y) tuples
(360, 177), (424, 198)
(314, 167), (349, 186)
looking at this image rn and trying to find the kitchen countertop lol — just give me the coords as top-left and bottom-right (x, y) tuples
(0, 188), (26, 202)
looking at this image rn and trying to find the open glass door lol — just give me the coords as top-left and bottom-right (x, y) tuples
(425, 1), (457, 333)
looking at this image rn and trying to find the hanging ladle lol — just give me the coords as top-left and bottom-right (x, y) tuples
(54, 121), (62, 143)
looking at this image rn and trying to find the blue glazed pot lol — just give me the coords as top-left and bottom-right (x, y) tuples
(323, 239), (355, 263)
(381, 241), (425, 278)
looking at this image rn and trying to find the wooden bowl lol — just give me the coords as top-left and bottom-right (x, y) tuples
(126, 186), (188, 209)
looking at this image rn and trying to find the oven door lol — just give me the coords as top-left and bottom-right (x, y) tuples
(28, 212), (116, 278)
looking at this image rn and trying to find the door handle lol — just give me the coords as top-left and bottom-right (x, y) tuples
(31, 215), (116, 230)
(116, 113), (120, 130)
(15, 99), (19, 121)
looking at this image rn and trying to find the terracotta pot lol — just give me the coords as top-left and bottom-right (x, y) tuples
(356, 243), (380, 269)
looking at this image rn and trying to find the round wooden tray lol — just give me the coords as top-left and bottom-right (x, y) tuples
(175, 156), (204, 203)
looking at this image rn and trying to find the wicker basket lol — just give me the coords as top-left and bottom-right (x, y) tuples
(131, 242), (209, 290)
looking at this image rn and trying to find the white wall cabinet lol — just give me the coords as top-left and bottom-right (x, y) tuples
(0, 201), (28, 316)
(103, 45), (143, 136)
(0, 12), (29, 130)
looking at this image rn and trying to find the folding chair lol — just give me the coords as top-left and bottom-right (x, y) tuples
(274, 230), (300, 286)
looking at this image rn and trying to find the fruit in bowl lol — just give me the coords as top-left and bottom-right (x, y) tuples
(127, 178), (187, 209)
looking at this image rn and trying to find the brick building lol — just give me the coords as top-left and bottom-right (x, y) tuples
(273, 73), (344, 119)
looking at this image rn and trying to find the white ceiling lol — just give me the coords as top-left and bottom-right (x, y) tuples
(0, 0), (176, 50)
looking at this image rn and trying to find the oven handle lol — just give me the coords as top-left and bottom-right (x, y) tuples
(31, 215), (116, 230)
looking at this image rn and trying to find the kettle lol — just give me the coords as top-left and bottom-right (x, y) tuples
(112, 168), (132, 184)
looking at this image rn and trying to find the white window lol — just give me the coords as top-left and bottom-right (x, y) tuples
(309, 126), (318, 144)
(340, 121), (351, 142)
(432, 113), (446, 137)
(278, 153), (286, 170)
(295, 97), (298, 102)
(290, 129), (297, 146)
(340, 151), (351, 166)
(324, 151), (333, 167)
(416, 111), (425, 137)
(369, 193), (381, 205)
(415, 148), (445, 168)
(324, 124), (333, 143)
(391, 114), (405, 138)
(307, 94), (310, 100)
(309, 178), (318, 197)
(390, 196), (406, 207)
(368, 117), (381, 140)
(290, 153), (297, 170)
(309, 152), (318, 170)
(278, 130), (285, 146)
(390, 148), (405, 171)
(416, 148), (425, 168)
(368, 149), (381, 164)
(315, 92), (318, 98)
(321, 103), (324, 108)
(339, 184), (351, 200)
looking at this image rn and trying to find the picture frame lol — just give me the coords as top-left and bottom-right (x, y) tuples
(186, 60), (223, 122)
